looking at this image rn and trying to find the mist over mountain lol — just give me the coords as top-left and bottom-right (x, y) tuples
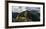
(12, 6), (40, 22)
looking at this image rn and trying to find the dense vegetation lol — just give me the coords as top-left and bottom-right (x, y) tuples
(12, 10), (40, 22)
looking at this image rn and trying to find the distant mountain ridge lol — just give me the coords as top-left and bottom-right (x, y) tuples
(12, 10), (40, 22)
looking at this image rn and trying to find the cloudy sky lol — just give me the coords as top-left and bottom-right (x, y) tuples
(12, 6), (40, 13)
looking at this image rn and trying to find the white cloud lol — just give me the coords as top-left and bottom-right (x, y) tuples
(12, 6), (40, 13)
(12, 6), (27, 13)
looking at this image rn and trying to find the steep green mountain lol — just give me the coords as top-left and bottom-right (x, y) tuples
(16, 11), (32, 22)
(12, 10), (40, 22)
